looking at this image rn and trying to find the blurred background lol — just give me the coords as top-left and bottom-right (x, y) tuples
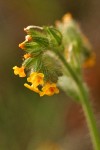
(0, 0), (100, 149)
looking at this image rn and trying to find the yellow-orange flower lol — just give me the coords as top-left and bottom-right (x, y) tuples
(55, 13), (72, 27)
(23, 53), (31, 59)
(24, 72), (59, 96)
(13, 66), (26, 77)
(62, 13), (72, 23)
(19, 42), (25, 49)
(83, 53), (96, 68)
(27, 72), (44, 87)
(40, 83), (59, 96)
(24, 83), (40, 93)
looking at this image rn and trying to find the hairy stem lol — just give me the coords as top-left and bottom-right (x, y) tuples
(55, 50), (100, 150)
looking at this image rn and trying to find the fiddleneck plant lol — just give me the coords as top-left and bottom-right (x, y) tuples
(13, 13), (100, 149)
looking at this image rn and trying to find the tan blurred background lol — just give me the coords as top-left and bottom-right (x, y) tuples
(0, 0), (100, 150)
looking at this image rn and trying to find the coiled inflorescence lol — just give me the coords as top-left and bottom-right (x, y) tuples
(13, 25), (63, 96)
(13, 13), (95, 97)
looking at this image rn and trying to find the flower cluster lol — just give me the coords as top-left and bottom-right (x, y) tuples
(24, 72), (59, 96)
(13, 67), (59, 96)
(13, 25), (62, 96)
(13, 13), (95, 97)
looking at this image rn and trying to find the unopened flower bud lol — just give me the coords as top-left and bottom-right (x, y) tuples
(19, 42), (26, 49)
(25, 35), (32, 41)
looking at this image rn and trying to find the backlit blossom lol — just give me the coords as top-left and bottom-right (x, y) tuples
(13, 66), (26, 77)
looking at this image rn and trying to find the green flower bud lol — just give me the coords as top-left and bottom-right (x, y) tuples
(43, 26), (62, 46)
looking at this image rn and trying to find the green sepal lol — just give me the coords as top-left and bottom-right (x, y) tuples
(40, 54), (62, 83)
(25, 53), (63, 83)
(22, 57), (40, 69)
(44, 26), (62, 46)
(31, 56), (43, 72)
(23, 42), (46, 55)
(24, 26), (43, 36)
(31, 36), (49, 47)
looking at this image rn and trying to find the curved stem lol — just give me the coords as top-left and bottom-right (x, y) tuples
(55, 50), (100, 150)
(79, 83), (100, 150)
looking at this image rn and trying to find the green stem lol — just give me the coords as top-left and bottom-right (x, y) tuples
(55, 50), (100, 150)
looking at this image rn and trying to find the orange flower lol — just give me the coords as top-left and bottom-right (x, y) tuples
(13, 66), (26, 77)
(19, 42), (25, 49)
(40, 83), (59, 96)
(24, 72), (60, 96)
(27, 72), (44, 87)
(24, 73), (59, 96)
(24, 83), (40, 93)
(55, 13), (72, 27)
(62, 13), (72, 23)
(23, 53), (31, 59)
